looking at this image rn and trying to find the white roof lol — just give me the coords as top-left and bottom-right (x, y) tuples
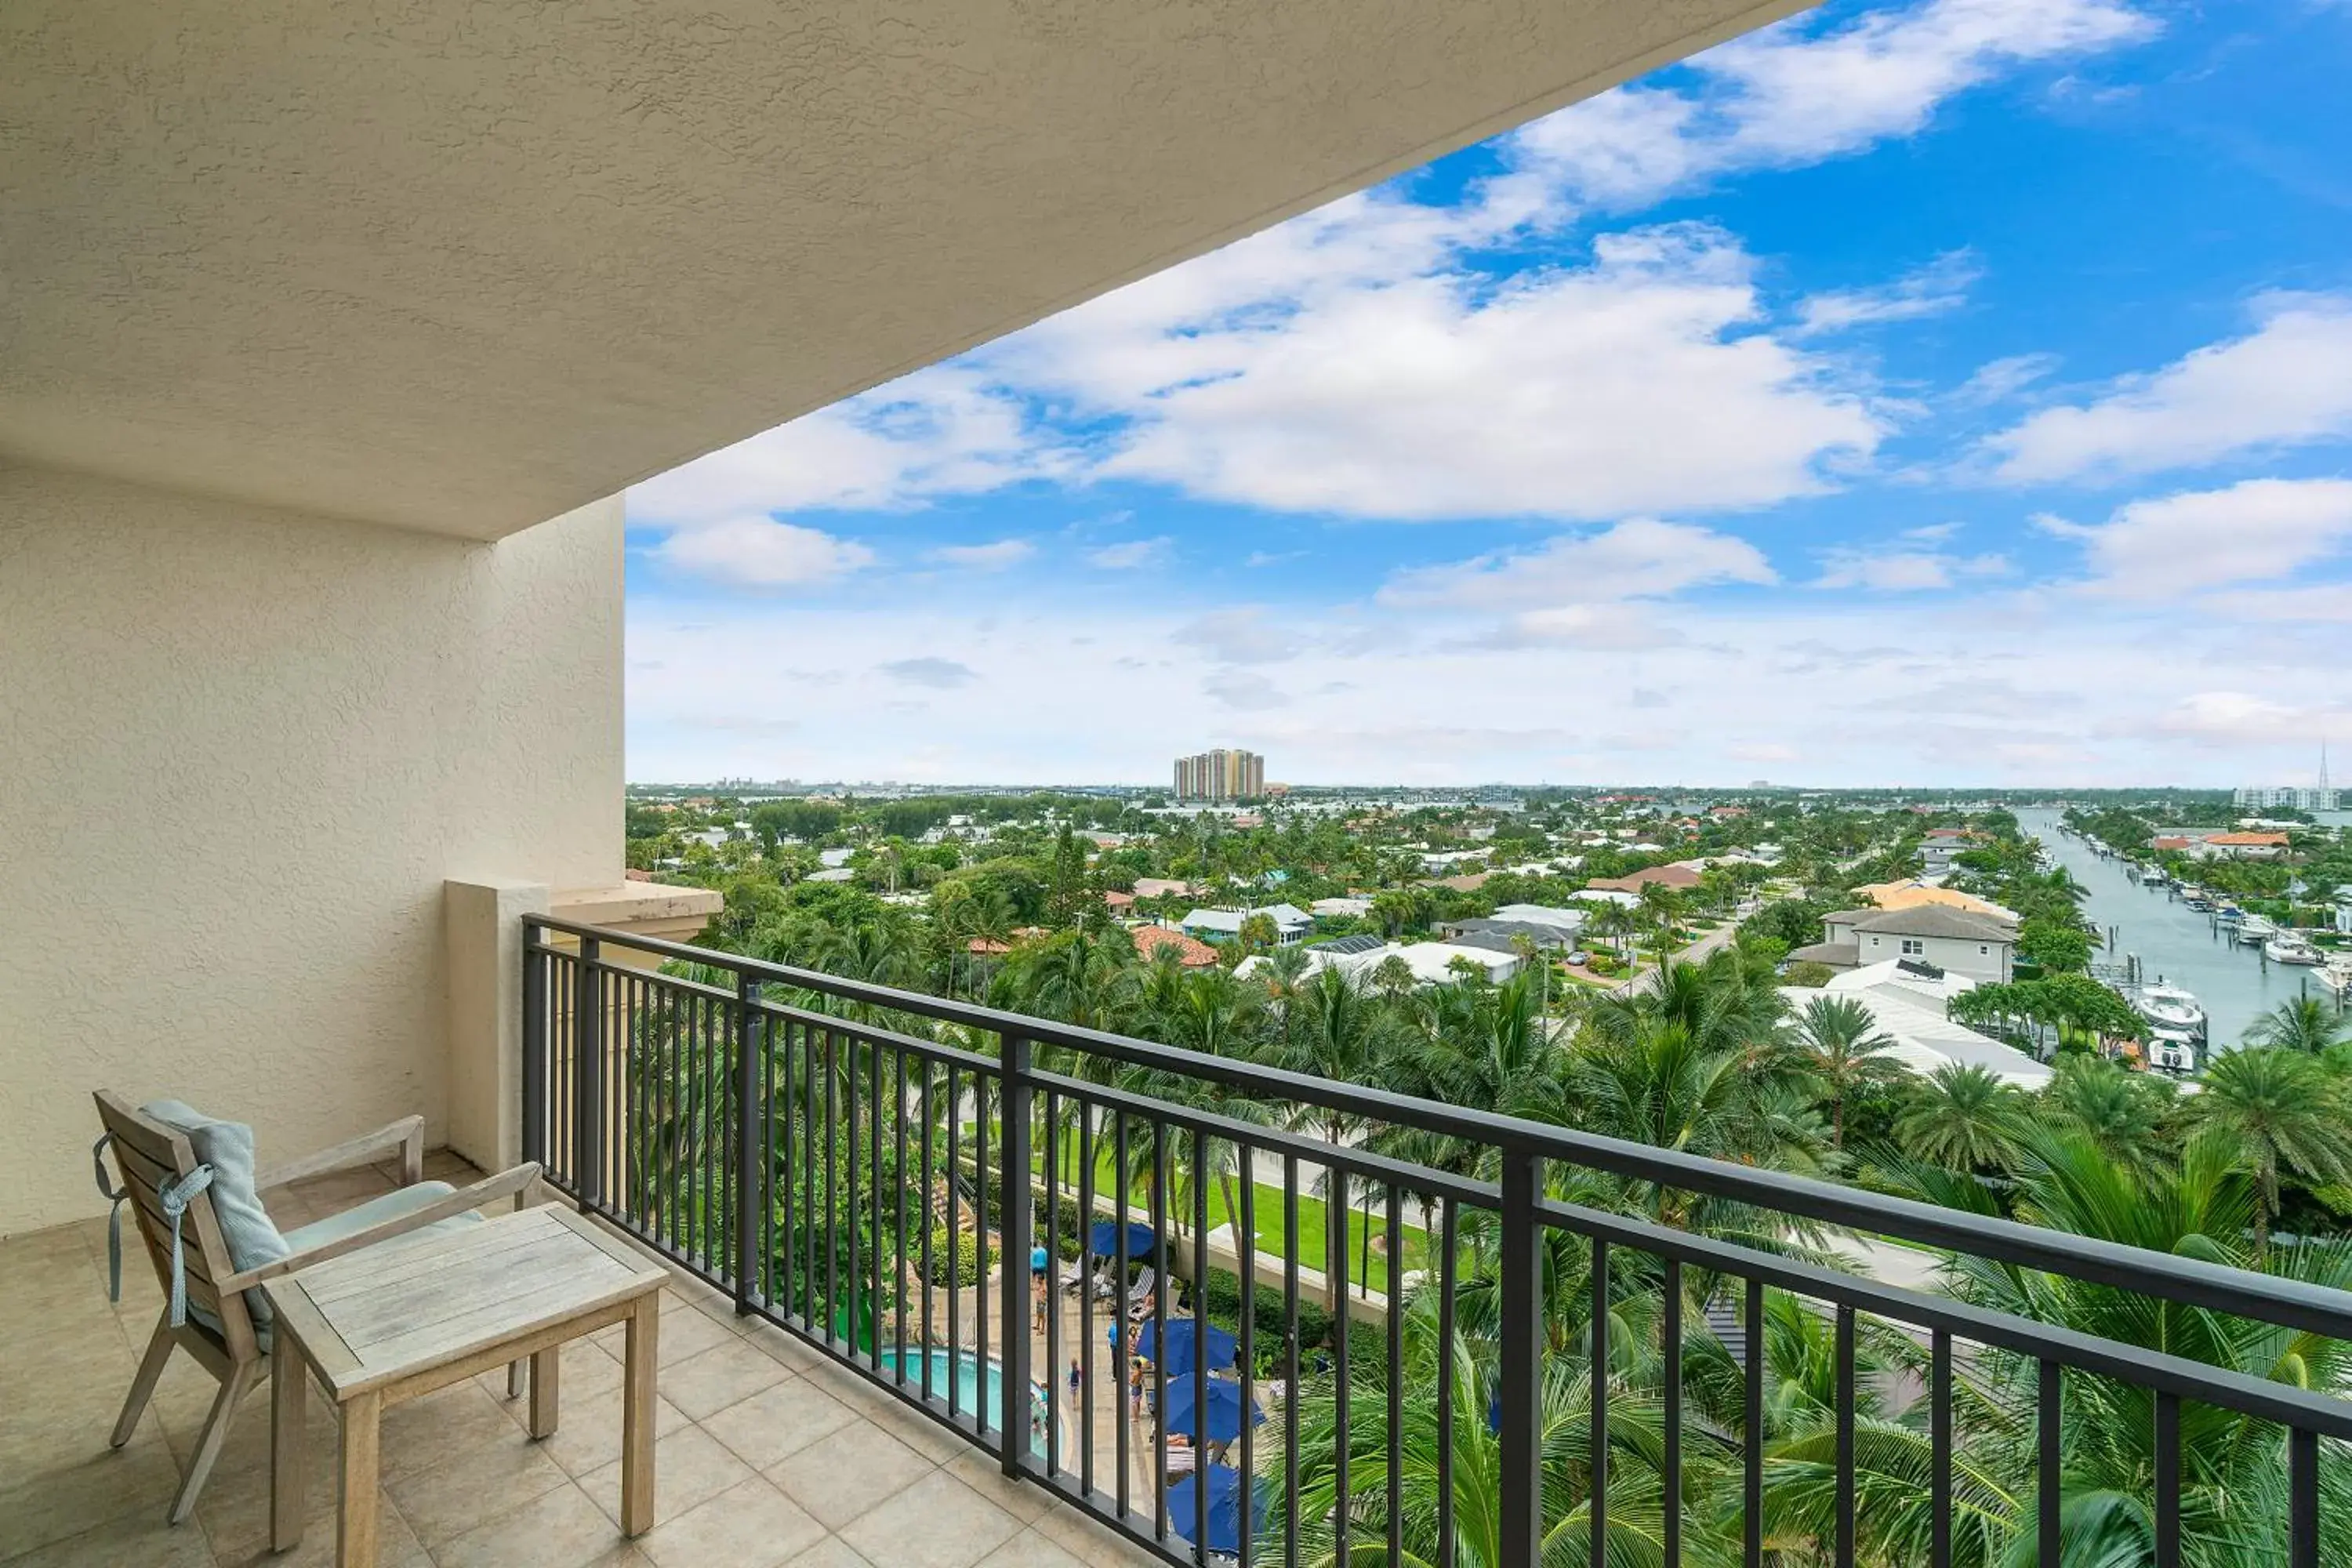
(1571, 889), (1642, 909)
(1781, 979), (2051, 1088)
(1311, 896), (1373, 917)
(1245, 941), (1519, 986)
(1181, 903), (1312, 933)
(1490, 903), (1588, 934)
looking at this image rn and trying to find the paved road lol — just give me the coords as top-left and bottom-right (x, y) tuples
(1606, 915), (1745, 997)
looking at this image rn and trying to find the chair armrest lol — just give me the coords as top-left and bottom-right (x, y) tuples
(256, 1115), (427, 1191)
(224, 1162), (543, 1290)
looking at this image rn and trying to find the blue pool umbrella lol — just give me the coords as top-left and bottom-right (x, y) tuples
(1134, 1316), (1237, 1374)
(1163, 1376), (1263, 1444)
(1087, 1219), (1159, 1258)
(1169, 1465), (1266, 1555)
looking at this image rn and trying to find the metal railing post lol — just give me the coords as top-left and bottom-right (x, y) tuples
(735, 973), (765, 1316)
(521, 918), (546, 1167)
(1500, 1149), (1544, 1568)
(575, 935), (603, 1213)
(997, 1032), (1033, 1480)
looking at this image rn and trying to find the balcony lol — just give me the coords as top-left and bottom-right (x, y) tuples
(1, 1151), (1163, 1568)
(7, 914), (2350, 1567)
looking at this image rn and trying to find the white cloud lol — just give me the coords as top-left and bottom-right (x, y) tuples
(1203, 670), (1290, 711)
(628, 365), (1069, 523)
(1087, 538), (1173, 569)
(647, 515), (875, 589)
(2151, 691), (2352, 747)
(880, 658), (978, 689)
(927, 539), (1036, 570)
(1951, 354), (2058, 408)
(1179, 608), (1300, 665)
(2041, 477), (2352, 597)
(1987, 293), (2352, 483)
(1381, 517), (1776, 610)
(1813, 545), (2010, 590)
(1508, 0), (2153, 212)
(1477, 603), (1690, 652)
(1794, 250), (1981, 336)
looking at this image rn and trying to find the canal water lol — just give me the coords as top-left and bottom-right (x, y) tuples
(2016, 808), (2332, 1051)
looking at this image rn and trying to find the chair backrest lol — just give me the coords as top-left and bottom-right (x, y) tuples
(93, 1091), (263, 1363)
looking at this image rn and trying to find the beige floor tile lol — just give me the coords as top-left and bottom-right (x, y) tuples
(1, 1508), (219, 1568)
(836, 1470), (1025, 1568)
(816, 1376), (969, 1465)
(699, 1377), (855, 1472)
(579, 1422), (753, 1530)
(775, 1537), (877, 1568)
(198, 1475), (421, 1568)
(1025, 1499), (1171, 1568)
(386, 1427), (569, 1547)
(657, 1338), (790, 1421)
(379, 1379), (533, 1481)
(636, 1476), (826, 1568)
(0, 1430), (183, 1559)
(973, 1527), (1093, 1568)
(428, 1482), (648, 1568)
(736, 1322), (834, 1375)
(939, 1450), (1056, 1525)
(767, 1421), (935, 1530)
(535, 1385), (691, 1479)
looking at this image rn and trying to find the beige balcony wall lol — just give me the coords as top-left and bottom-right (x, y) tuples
(0, 466), (622, 1234)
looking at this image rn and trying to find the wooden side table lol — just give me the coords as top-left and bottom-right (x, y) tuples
(263, 1204), (667, 1566)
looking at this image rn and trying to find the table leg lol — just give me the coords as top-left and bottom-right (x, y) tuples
(620, 1292), (658, 1535)
(271, 1331), (307, 1552)
(338, 1389), (381, 1568)
(529, 1345), (561, 1439)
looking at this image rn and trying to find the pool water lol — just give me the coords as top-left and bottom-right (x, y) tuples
(876, 1348), (1050, 1454)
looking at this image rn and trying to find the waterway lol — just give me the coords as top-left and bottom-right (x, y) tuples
(2016, 808), (2334, 1051)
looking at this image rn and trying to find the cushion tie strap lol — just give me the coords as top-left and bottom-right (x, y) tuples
(92, 1134), (128, 1303)
(158, 1165), (216, 1328)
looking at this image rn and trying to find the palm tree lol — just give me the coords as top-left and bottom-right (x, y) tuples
(2244, 995), (2352, 1055)
(1265, 965), (1396, 1303)
(2180, 1047), (2352, 1258)
(1790, 994), (1901, 1149)
(1893, 1063), (2027, 1174)
(2042, 1055), (2172, 1181)
(1636, 881), (1683, 965)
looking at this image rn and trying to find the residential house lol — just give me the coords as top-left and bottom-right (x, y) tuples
(1131, 877), (1200, 900)
(1312, 895), (1375, 919)
(1180, 903), (1313, 944)
(1584, 864), (1703, 894)
(1131, 925), (1220, 967)
(1851, 879), (2020, 922)
(1783, 960), (2050, 1089)
(1797, 905), (2017, 984)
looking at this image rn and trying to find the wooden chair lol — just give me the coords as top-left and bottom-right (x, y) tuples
(93, 1091), (539, 1524)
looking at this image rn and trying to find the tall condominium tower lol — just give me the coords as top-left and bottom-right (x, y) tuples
(1173, 748), (1265, 802)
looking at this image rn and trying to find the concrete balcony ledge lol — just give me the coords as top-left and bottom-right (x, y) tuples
(548, 883), (724, 945)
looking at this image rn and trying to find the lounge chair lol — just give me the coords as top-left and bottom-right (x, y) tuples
(1123, 1267), (1158, 1316)
(92, 1092), (539, 1524)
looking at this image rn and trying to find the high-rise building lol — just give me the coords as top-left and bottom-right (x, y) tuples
(1173, 748), (1265, 802)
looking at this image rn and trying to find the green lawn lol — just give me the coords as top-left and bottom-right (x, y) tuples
(1040, 1139), (1429, 1290)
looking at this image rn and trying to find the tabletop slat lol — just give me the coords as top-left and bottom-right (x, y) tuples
(263, 1207), (666, 1399)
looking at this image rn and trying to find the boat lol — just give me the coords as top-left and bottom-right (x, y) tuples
(2236, 913), (2278, 946)
(2138, 865), (2169, 887)
(2263, 932), (2324, 965)
(2132, 980), (2206, 1040)
(2319, 956), (2352, 999)
(2182, 890), (2213, 912)
(2145, 1028), (2199, 1076)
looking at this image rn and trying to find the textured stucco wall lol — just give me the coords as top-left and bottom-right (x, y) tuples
(0, 467), (621, 1234)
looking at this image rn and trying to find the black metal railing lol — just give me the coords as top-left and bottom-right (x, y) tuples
(523, 916), (2352, 1566)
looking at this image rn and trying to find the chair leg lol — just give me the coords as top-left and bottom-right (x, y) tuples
(168, 1359), (258, 1526)
(114, 1309), (176, 1449)
(506, 1359), (526, 1399)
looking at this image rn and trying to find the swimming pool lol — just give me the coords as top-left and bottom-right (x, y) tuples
(875, 1347), (1051, 1454)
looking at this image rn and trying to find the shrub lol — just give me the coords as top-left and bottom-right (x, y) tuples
(924, 1227), (995, 1287)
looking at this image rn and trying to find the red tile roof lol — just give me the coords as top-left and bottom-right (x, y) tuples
(1131, 926), (1219, 967)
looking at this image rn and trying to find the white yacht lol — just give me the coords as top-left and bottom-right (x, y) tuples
(2263, 931), (2324, 966)
(2145, 1028), (2198, 1076)
(2318, 956), (2352, 999)
(2236, 913), (2278, 946)
(2133, 980), (2206, 1040)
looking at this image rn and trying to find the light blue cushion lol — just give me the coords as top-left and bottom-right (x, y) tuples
(280, 1180), (482, 1251)
(187, 1183), (483, 1350)
(141, 1100), (289, 1323)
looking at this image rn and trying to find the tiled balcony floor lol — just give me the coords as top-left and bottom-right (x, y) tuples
(0, 1155), (1167, 1568)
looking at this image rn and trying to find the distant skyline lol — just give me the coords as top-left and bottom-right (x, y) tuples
(625, 0), (2352, 789)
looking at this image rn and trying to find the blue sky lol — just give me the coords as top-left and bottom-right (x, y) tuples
(624, 0), (2352, 789)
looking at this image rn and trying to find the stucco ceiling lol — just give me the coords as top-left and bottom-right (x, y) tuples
(2, 0), (1805, 539)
